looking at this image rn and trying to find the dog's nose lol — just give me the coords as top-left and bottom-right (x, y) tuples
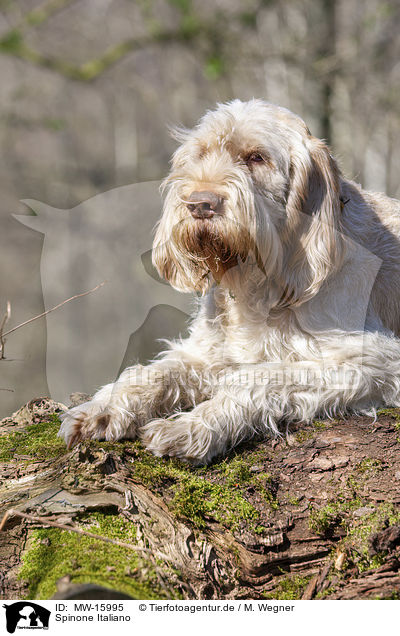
(187, 191), (223, 219)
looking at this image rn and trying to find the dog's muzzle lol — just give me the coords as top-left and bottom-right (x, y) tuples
(187, 191), (224, 219)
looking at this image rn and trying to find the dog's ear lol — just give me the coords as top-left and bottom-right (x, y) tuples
(282, 135), (345, 304)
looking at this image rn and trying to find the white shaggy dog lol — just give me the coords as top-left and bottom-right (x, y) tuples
(59, 99), (400, 464)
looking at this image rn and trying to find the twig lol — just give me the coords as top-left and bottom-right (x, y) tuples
(302, 563), (331, 599)
(301, 573), (319, 600)
(0, 301), (11, 360)
(2, 281), (106, 340)
(0, 508), (170, 560)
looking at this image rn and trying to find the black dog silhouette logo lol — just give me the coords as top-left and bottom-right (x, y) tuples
(3, 602), (50, 633)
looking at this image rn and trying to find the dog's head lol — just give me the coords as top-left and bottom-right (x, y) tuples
(153, 99), (345, 303)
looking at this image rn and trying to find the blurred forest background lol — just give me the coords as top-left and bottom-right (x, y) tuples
(0, 0), (399, 417)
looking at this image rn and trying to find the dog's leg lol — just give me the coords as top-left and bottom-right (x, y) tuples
(138, 332), (400, 464)
(58, 351), (211, 448)
(138, 386), (262, 464)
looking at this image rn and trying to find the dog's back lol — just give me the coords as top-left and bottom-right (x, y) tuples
(341, 179), (400, 335)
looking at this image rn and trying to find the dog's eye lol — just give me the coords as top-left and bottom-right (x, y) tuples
(246, 153), (264, 164)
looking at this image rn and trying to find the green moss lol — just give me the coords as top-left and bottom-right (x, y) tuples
(0, 414), (65, 462)
(253, 525), (265, 535)
(24, 1), (76, 27)
(172, 477), (259, 529)
(356, 458), (384, 473)
(263, 575), (311, 600)
(377, 408), (400, 430)
(26, 9), (48, 26)
(0, 29), (23, 54)
(168, 0), (192, 12)
(382, 591), (400, 599)
(134, 450), (261, 531)
(239, 11), (258, 28)
(296, 419), (338, 444)
(180, 14), (202, 37)
(169, 458), (277, 529)
(309, 457), (394, 539)
(43, 117), (67, 131)
(127, 442), (193, 486)
(310, 490), (400, 574)
(309, 497), (362, 536)
(309, 502), (342, 535)
(313, 419), (333, 430)
(204, 55), (225, 80)
(341, 503), (400, 573)
(0, 29), (139, 82)
(216, 456), (278, 510)
(86, 439), (131, 454)
(296, 419), (339, 443)
(18, 512), (176, 600)
(376, 407), (400, 421)
(295, 430), (315, 444)
(345, 474), (359, 492)
(220, 459), (255, 487)
(87, 440), (273, 532)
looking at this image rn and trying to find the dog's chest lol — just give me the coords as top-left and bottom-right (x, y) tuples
(219, 295), (298, 363)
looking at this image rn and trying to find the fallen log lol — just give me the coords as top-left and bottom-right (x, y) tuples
(1, 398), (400, 600)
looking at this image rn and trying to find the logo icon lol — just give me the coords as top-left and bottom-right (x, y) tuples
(3, 602), (50, 633)
(15, 182), (191, 404)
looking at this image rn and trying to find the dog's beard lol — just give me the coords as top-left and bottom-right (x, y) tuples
(170, 214), (267, 290)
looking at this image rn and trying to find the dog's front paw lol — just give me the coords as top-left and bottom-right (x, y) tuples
(139, 416), (214, 465)
(58, 400), (135, 449)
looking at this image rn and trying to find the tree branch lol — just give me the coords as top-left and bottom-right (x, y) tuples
(3, 281), (106, 340)
(0, 508), (169, 561)
(0, 301), (11, 360)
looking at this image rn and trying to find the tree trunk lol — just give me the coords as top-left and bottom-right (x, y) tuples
(1, 398), (400, 600)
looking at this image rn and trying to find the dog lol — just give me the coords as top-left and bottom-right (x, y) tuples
(59, 98), (400, 464)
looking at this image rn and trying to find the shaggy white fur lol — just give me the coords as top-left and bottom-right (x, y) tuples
(59, 99), (400, 464)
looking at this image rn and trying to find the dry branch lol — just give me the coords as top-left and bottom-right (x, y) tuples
(0, 301), (11, 360)
(0, 508), (168, 560)
(0, 282), (106, 359)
